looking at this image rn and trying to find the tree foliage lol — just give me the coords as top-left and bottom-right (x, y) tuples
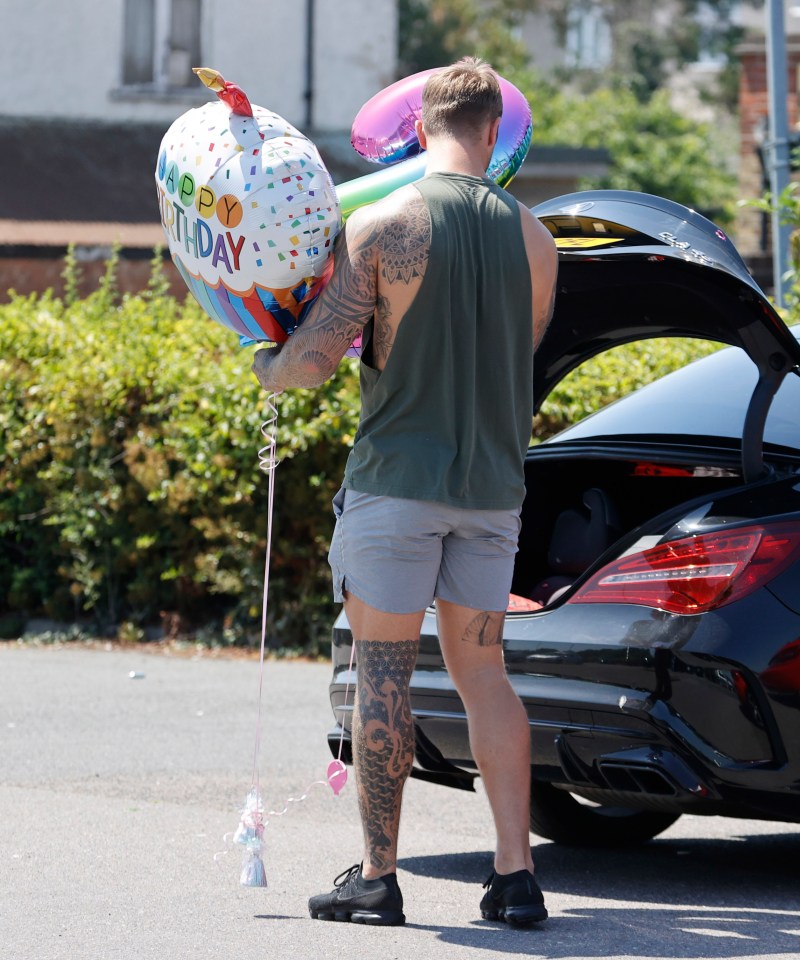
(524, 77), (738, 223)
(398, 0), (531, 76)
(539, 0), (760, 106)
(399, 0), (762, 107)
(397, 0), (741, 222)
(749, 178), (800, 325)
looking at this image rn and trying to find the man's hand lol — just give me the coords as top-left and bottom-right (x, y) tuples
(249, 207), (382, 395)
(251, 345), (285, 393)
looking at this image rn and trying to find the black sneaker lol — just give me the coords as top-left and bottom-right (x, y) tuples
(480, 869), (548, 927)
(308, 864), (406, 926)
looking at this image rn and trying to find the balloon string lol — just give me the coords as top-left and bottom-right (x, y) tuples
(264, 778), (329, 823)
(252, 391), (281, 792)
(255, 388), (354, 771)
(215, 392), (353, 878)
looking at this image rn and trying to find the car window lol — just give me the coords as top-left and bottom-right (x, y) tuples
(547, 329), (800, 451)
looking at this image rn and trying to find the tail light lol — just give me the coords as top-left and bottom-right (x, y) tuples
(569, 521), (800, 615)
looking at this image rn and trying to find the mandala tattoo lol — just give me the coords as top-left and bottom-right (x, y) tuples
(352, 638), (418, 872)
(461, 612), (504, 647)
(377, 200), (431, 285)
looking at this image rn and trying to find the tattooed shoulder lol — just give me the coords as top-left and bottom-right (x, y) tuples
(371, 190), (431, 287)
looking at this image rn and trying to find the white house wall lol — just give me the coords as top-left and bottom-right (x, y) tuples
(311, 1), (397, 131)
(0, 0), (397, 131)
(0, 0), (125, 120)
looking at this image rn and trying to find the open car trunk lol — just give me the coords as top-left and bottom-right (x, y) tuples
(512, 189), (800, 609)
(512, 450), (746, 607)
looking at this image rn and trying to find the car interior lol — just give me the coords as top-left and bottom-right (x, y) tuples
(511, 456), (746, 610)
(527, 487), (622, 606)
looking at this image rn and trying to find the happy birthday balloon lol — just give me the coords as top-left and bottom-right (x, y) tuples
(155, 68), (341, 345)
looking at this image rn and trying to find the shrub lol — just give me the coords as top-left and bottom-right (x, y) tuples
(747, 181), (800, 327)
(1, 252), (718, 651)
(0, 253), (360, 653)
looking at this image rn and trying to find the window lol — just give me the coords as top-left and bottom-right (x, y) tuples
(694, 0), (729, 66)
(565, 1), (611, 70)
(122, 0), (202, 89)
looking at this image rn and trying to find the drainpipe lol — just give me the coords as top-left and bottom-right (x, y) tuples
(766, 0), (792, 306)
(304, 0), (315, 130)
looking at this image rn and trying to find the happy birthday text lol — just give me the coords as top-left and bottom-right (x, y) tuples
(157, 157), (246, 274)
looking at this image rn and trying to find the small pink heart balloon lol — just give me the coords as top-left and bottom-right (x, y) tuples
(326, 759), (348, 796)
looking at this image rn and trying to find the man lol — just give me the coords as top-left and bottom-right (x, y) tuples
(252, 57), (558, 928)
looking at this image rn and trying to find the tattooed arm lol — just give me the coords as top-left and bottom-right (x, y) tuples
(252, 186), (430, 391)
(251, 203), (380, 392)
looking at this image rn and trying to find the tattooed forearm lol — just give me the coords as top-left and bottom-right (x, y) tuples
(352, 638), (418, 873)
(461, 611), (504, 647)
(250, 190), (431, 392)
(251, 214), (378, 391)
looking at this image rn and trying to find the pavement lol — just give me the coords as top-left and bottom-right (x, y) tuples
(2, 642), (800, 960)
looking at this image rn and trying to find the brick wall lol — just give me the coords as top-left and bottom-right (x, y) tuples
(737, 39), (800, 282)
(0, 255), (187, 303)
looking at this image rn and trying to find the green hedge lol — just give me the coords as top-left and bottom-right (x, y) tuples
(0, 252), (718, 650)
(1, 253), (360, 652)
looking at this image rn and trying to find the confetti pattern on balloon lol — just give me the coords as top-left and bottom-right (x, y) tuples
(155, 70), (341, 344)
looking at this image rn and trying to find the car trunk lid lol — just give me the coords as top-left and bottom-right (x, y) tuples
(531, 190), (800, 481)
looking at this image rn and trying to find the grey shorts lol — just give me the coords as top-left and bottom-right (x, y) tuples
(328, 487), (521, 614)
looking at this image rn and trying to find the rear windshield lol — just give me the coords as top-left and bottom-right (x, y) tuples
(551, 333), (800, 452)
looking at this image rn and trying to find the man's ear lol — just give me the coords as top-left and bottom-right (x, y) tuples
(488, 116), (501, 149)
(415, 118), (428, 151)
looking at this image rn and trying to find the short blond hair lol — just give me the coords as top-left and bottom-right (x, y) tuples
(421, 57), (503, 139)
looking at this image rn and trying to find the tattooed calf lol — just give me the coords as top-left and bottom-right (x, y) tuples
(352, 638), (418, 872)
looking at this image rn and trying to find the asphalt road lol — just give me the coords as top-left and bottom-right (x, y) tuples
(2, 643), (800, 960)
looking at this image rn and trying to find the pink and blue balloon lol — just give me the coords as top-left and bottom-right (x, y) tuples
(339, 68), (532, 218)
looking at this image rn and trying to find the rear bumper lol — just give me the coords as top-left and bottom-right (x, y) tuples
(329, 597), (800, 822)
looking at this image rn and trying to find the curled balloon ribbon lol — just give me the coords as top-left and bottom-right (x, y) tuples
(218, 388), (356, 888)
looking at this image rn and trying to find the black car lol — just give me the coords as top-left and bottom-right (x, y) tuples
(326, 189), (800, 846)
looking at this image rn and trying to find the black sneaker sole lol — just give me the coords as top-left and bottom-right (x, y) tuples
(309, 908), (406, 926)
(481, 904), (548, 928)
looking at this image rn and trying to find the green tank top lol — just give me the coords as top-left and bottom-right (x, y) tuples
(344, 171), (534, 510)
